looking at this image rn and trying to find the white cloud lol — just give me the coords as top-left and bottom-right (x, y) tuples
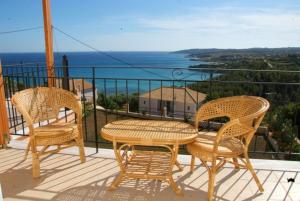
(241, 13), (300, 29)
(139, 7), (300, 33)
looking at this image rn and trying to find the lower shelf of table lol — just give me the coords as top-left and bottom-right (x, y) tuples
(110, 146), (183, 195)
(124, 150), (173, 180)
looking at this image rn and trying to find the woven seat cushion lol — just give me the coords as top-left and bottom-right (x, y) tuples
(34, 122), (79, 146)
(187, 131), (244, 161)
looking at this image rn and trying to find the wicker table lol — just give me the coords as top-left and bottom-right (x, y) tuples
(101, 119), (198, 195)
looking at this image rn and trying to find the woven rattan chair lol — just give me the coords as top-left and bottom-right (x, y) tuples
(187, 96), (269, 201)
(11, 87), (86, 178)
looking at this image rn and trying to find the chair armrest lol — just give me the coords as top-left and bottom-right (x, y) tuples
(213, 119), (255, 151)
(11, 97), (34, 134)
(68, 95), (82, 120)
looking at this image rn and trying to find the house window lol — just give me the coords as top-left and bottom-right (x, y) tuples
(144, 101), (146, 105)
(187, 106), (190, 110)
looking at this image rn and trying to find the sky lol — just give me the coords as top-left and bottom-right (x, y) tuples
(0, 0), (300, 52)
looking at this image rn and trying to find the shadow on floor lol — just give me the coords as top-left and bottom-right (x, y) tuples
(51, 178), (208, 201)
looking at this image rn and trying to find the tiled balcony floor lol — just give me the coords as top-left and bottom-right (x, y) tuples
(0, 139), (299, 201)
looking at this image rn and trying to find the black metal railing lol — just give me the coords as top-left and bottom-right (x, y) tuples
(2, 64), (300, 160)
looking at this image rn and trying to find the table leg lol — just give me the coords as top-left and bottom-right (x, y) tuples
(168, 143), (183, 195)
(109, 141), (127, 191)
(169, 176), (183, 195)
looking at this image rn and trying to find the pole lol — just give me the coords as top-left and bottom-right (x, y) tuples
(62, 55), (70, 91)
(42, 0), (55, 87)
(0, 60), (9, 147)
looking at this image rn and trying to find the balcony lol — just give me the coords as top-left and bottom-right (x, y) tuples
(1, 138), (299, 201)
(0, 64), (300, 200)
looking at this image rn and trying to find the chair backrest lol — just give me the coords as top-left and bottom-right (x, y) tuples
(195, 96), (270, 148)
(11, 87), (81, 125)
(195, 96), (269, 128)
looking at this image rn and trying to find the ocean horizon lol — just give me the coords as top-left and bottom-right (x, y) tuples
(0, 51), (210, 80)
(0, 51), (210, 94)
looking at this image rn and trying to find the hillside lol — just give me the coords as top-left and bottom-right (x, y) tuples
(174, 48), (300, 66)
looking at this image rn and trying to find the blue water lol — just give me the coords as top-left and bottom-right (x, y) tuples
(0, 51), (209, 94)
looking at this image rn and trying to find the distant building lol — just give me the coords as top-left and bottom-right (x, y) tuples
(139, 87), (206, 118)
(56, 79), (97, 102)
(71, 79), (97, 102)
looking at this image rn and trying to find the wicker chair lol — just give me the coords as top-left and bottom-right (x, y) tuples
(11, 87), (86, 178)
(187, 96), (269, 201)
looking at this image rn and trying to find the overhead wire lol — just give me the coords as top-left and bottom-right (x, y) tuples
(53, 26), (63, 63)
(0, 26), (43, 35)
(52, 26), (171, 80)
(0, 26), (46, 68)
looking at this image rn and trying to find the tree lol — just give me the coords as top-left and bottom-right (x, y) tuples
(128, 93), (139, 112)
(97, 92), (139, 112)
(267, 103), (300, 160)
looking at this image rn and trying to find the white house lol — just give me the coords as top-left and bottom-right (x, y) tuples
(70, 79), (97, 103)
(56, 79), (97, 102)
(139, 87), (206, 119)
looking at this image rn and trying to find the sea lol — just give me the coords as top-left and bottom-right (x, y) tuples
(0, 51), (208, 93)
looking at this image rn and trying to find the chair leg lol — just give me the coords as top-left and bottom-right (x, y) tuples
(78, 138), (86, 163)
(245, 154), (264, 192)
(32, 152), (40, 178)
(109, 173), (124, 191)
(208, 168), (216, 201)
(232, 157), (240, 169)
(175, 160), (183, 171)
(190, 155), (195, 173)
(24, 141), (31, 160)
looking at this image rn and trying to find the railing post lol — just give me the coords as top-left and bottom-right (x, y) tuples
(0, 60), (10, 147)
(209, 71), (213, 98)
(92, 67), (99, 152)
